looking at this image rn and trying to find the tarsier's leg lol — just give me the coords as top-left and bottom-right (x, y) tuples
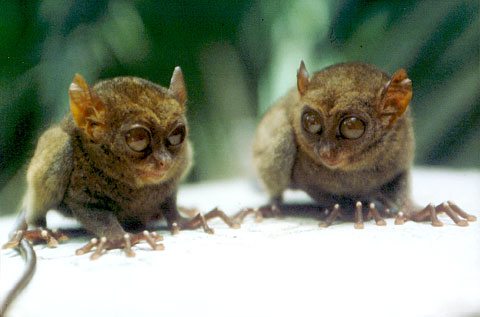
(395, 201), (477, 226)
(3, 126), (75, 250)
(70, 203), (163, 260)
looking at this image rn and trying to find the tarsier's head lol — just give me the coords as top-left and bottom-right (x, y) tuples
(292, 61), (412, 171)
(69, 67), (190, 187)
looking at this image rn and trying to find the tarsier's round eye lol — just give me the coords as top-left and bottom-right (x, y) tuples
(302, 111), (322, 135)
(125, 126), (151, 152)
(166, 124), (186, 147)
(339, 116), (366, 140)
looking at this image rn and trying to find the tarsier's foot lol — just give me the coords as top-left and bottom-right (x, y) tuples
(395, 201), (477, 226)
(173, 207), (240, 235)
(2, 228), (68, 249)
(232, 204), (284, 224)
(75, 231), (164, 260)
(318, 202), (387, 229)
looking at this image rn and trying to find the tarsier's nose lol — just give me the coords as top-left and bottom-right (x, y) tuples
(153, 150), (172, 171)
(318, 147), (342, 167)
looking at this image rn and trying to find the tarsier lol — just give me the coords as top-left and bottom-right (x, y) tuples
(240, 61), (476, 228)
(1, 67), (237, 312)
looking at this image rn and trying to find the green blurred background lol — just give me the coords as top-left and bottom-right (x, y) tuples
(0, 0), (478, 215)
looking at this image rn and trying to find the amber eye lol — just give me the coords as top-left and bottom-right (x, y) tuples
(302, 111), (322, 135)
(125, 126), (151, 152)
(166, 124), (186, 147)
(339, 116), (366, 140)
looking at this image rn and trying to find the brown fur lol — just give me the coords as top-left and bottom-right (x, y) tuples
(25, 69), (193, 240)
(254, 62), (414, 212)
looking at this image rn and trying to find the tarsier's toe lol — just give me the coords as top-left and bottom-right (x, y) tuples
(354, 202), (364, 229)
(394, 212), (405, 225)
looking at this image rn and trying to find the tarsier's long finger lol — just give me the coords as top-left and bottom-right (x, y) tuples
(131, 231), (164, 251)
(415, 204), (443, 226)
(40, 230), (59, 247)
(76, 238), (99, 256)
(436, 203), (468, 227)
(91, 237), (108, 260)
(367, 203), (386, 226)
(180, 212), (214, 234)
(447, 201), (477, 222)
(319, 204), (341, 227)
(427, 204), (443, 227)
(2, 230), (25, 249)
(123, 234), (135, 258)
(144, 231), (165, 250)
(354, 202), (364, 229)
(232, 208), (263, 224)
(409, 203), (443, 226)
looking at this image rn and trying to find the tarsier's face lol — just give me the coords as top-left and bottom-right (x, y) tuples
(296, 91), (377, 170)
(113, 112), (187, 187)
(69, 69), (189, 187)
(121, 120), (186, 185)
(292, 62), (412, 171)
(96, 77), (189, 187)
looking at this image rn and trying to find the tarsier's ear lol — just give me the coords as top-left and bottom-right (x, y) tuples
(297, 60), (309, 96)
(169, 66), (187, 105)
(376, 69), (412, 128)
(69, 74), (106, 142)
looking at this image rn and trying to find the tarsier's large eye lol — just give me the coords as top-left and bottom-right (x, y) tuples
(302, 111), (322, 135)
(125, 126), (151, 152)
(166, 124), (186, 147)
(339, 116), (366, 140)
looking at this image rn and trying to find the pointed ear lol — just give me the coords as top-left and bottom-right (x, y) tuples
(376, 69), (412, 128)
(297, 60), (309, 96)
(169, 66), (187, 105)
(69, 74), (106, 142)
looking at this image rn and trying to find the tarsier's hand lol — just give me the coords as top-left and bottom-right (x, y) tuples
(395, 201), (477, 226)
(75, 231), (164, 260)
(2, 228), (68, 249)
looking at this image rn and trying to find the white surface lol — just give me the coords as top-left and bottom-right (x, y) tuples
(1, 168), (479, 317)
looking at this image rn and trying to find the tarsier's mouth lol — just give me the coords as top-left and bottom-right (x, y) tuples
(142, 170), (167, 180)
(320, 157), (344, 168)
(317, 149), (345, 168)
(136, 166), (170, 185)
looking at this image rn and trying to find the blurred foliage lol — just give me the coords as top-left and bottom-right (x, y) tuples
(0, 0), (478, 214)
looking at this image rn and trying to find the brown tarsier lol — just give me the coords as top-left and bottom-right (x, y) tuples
(1, 67), (236, 313)
(239, 61), (476, 228)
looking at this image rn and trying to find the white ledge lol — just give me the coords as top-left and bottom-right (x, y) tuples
(1, 168), (479, 317)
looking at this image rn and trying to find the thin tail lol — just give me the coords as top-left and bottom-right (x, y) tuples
(0, 209), (37, 317)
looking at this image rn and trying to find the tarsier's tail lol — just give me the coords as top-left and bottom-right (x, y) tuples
(0, 210), (37, 317)
(0, 240), (36, 317)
